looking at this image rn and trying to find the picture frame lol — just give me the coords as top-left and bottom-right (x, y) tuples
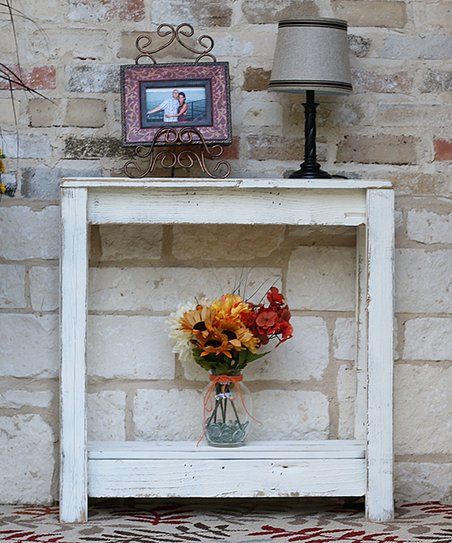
(121, 62), (232, 146)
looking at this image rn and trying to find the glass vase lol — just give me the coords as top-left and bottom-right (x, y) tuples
(203, 374), (252, 447)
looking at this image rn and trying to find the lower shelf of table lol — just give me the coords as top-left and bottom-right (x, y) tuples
(88, 440), (367, 498)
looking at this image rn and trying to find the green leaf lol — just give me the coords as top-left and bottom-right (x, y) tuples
(234, 350), (269, 371)
(244, 351), (269, 363)
(192, 349), (215, 372)
(191, 348), (270, 375)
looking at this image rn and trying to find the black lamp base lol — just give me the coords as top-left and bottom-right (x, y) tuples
(290, 90), (336, 180)
(289, 163), (332, 179)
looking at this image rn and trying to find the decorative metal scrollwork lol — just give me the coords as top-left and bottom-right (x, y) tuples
(123, 127), (231, 179)
(123, 23), (230, 179)
(135, 23), (216, 65)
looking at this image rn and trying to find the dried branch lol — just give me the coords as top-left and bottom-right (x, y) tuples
(0, 66), (50, 99)
(0, 0), (51, 198)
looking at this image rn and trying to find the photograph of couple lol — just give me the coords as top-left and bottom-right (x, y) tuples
(146, 86), (208, 125)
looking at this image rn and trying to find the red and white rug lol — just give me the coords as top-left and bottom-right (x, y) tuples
(0, 501), (450, 542)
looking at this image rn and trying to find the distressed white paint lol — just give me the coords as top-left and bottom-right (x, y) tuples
(88, 459), (367, 498)
(87, 188), (367, 226)
(365, 189), (395, 522)
(60, 178), (394, 523)
(88, 440), (365, 460)
(354, 226), (368, 441)
(60, 188), (88, 523)
(61, 177), (393, 190)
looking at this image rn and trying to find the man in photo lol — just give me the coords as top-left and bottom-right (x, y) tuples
(147, 88), (180, 122)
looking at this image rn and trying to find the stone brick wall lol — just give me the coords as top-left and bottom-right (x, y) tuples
(0, 0), (450, 505)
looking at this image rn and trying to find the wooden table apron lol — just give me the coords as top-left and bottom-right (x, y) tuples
(59, 178), (395, 523)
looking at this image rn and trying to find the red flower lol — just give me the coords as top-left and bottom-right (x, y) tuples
(279, 321), (293, 341)
(255, 310), (278, 329)
(280, 308), (291, 322)
(267, 286), (284, 305)
(241, 287), (293, 348)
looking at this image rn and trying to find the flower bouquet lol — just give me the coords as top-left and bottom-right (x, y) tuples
(168, 287), (293, 447)
(0, 150), (15, 198)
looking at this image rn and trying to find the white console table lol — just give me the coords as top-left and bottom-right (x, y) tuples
(60, 178), (394, 523)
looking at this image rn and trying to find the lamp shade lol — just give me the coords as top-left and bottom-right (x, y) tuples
(269, 18), (352, 95)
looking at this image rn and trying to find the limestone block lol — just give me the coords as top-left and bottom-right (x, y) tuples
(64, 98), (106, 128)
(242, 68), (271, 91)
(0, 314), (58, 378)
(403, 317), (452, 361)
(333, 318), (356, 361)
(1, 133), (52, 159)
(64, 136), (127, 159)
(351, 69), (413, 94)
(420, 68), (452, 93)
(134, 388), (202, 440)
(382, 35), (452, 60)
(413, 1), (452, 30)
(99, 224), (163, 261)
(89, 267), (281, 312)
(332, 0), (406, 27)
(87, 315), (175, 380)
(28, 98), (59, 127)
(394, 365), (451, 455)
(248, 134), (327, 162)
(242, 0), (319, 23)
(172, 225), (285, 261)
(151, 0), (233, 27)
(0, 414), (54, 504)
(246, 317), (329, 381)
(407, 209), (452, 244)
(30, 266), (59, 311)
(395, 462), (452, 503)
(87, 390), (126, 440)
(0, 390), (53, 409)
(0, 264), (26, 308)
(337, 135), (418, 165)
(348, 34), (371, 58)
(337, 365), (356, 439)
(287, 247), (355, 310)
(22, 162), (102, 200)
(68, 0), (145, 22)
(30, 28), (107, 61)
(250, 390), (329, 440)
(0, 205), (59, 259)
(65, 65), (120, 93)
(396, 249), (452, 313)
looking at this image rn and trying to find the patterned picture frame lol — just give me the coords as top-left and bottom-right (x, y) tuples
(121, 62), (232, 146)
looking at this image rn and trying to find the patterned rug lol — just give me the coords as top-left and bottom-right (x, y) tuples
(0, 500), (450, 543)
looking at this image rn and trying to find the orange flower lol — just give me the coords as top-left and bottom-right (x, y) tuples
(208, 317), (260, 354)
(211, 294), (251, 324)
(234, 327), (260, 353)
(198, 332), (233, 358)
(180, 306), (215, 337)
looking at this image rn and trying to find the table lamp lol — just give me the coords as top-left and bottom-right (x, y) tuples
(269, 18), (352, 179)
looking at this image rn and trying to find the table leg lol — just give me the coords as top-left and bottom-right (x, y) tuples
(365, 189), (395, 522)
(60, 188), (89, 523)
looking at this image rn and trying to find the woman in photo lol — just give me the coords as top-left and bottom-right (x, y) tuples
(176, 91), (188, 122)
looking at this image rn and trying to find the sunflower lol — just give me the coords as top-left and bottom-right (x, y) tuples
(211, 294), (251, 324)
(180, 305), (215, 337)
(198, 331), (233, 358)
(235, 327), (260, 353)
(214, 318), (260, 353)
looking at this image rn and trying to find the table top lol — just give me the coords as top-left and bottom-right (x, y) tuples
(61, 177), (393, 190)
